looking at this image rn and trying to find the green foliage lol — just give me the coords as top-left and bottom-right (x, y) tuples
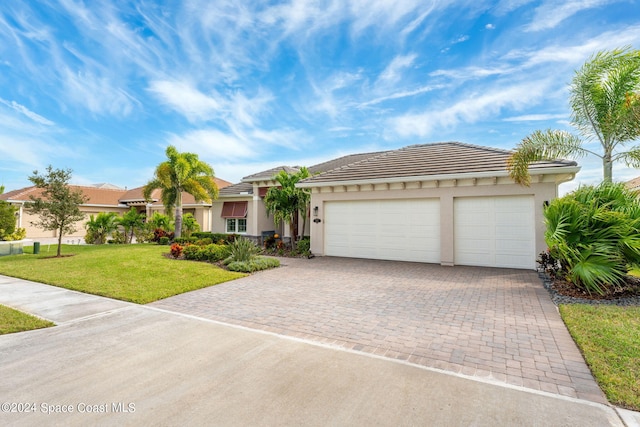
(117, 207), (146, 244)
(192, 232), (235, 244)
(227, 256), (280, 273)
(158, 236), (170, 245)
(183, 244), (229, 262)
(110, 230), (126, 244)
(224, 237), (260, 264)
(508, 47), (640, 185)
(143, 145), (218, 238)
(174, 237), (197, 245)
(25, 166), (88, 257)
(147, 212), (174, 231)
(263, 167), (311, 247)
(181, 213), (200, 238)
(84, 212), (118, 244)
(296, 238), (311, 256)
(544, 182), (640, 294)
(0, 200), (18, 240)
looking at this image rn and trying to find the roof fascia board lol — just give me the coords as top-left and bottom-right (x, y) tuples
(296, 166), (581, 188)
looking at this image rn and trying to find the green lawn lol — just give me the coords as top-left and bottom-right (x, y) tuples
(0, 304), (54, 335)
(560, 304), (640, 411)
(0, 244), (246, 304)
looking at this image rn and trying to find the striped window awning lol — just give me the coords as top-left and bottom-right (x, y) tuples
(221, 201), (248, 218)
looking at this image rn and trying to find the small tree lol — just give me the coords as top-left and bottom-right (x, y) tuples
(25, 166), (88, 257)
(263, 167), (311, 247)
(117, 208), (146, 244)
(0, 200), (18, 240)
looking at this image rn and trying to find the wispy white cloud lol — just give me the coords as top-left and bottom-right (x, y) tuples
(503, 113), (568, 121)
(148, 80), (221, 122)
(376, 54), (417, 86)
(389, 79), (553, 138)
(0, 98), (54, 125)
(526, 0), (621, 32)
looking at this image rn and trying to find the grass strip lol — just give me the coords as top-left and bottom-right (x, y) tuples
(0, 304), (54, 335)
(559, 304), (640, 411)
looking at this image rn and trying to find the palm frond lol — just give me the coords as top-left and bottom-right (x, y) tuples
(507, 129), (585, 186)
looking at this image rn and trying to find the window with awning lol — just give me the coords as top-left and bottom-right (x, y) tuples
(221, 201), (248, 218)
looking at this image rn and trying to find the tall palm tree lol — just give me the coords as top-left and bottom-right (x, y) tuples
(508, 47), (640, 185)
(264, 167), (311, 247)
(143, 145), (218, 238)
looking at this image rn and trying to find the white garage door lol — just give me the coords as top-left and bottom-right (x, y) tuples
(454, 196), (535, 269)
(324, 199), (440, 263)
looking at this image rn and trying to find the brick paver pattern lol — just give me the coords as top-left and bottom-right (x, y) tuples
(150, 257), (605, 403)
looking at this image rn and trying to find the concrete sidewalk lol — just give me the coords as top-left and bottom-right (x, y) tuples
(0, 276), (638, 426)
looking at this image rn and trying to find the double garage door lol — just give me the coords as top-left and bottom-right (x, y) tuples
(324, 196), (535, 269)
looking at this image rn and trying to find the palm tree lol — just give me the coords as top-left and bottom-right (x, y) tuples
(116, 208), (146, 244)
(508, 47), (640, 185)
(85, 212), (118, 244)
(143, 145), (218, 239)
(264, 167), (311, 247)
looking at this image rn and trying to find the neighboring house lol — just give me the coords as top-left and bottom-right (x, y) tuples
(0, 178), (232, 239)
(297, 142), (580, 270)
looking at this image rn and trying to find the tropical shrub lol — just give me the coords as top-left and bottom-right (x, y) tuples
(544, 182), (640, 295)
(1, 227), (26, 241)
(84, 212), (118, 244)
(183, 244), (228, 262)
(223, 237), (260, 264)
(296, 238), (311, 256)
(170, 243), (184, 258)
(196, 237), (213, 246)
(174, 237), (197, 245)
(158, 236), (170, 245)
(227, 257), (280, 273)
(0, 200), (17, 240)
(181, 213), (200, 238)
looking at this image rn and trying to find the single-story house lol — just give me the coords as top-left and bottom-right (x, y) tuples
(0, 179), (232, 239)
(297, 142), (579, 270)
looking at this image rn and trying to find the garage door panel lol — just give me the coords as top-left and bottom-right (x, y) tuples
(325, 199), (440, 263)
(454, 196), (535, 269)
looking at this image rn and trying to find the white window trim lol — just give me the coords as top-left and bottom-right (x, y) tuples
(225, 218), (247, 234)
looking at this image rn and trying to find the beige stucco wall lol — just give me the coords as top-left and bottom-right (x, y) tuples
(307, 176), (563, 267)
(14, 204), (128, 240)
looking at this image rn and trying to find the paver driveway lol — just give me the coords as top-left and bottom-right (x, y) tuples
(151, 257), (605, 403)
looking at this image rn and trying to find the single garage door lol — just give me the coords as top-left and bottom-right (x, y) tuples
(454, 196), (535, 269)
(324, 199), (440, 263)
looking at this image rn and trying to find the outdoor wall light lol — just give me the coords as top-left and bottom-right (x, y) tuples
(313, 206), (319, 217)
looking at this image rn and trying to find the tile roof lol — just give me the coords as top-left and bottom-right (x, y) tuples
(242, 166), (300, 181)
(1, 185), (127, 205)
(219, 182), (254, 197)
(298, 142), (578, 185)
(625, 176), (640, 191)
(1, 177), (233, 207)
(308, 150), (389, 174)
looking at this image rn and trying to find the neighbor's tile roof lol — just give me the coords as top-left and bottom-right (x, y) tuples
(299, 142), (578, 185)
(1, 185), (127, 205)
(1, 177), (233, 207)
(625, 176), (640, 191)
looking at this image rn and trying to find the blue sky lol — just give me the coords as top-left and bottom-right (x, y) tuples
(1, 1), (639, 194)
